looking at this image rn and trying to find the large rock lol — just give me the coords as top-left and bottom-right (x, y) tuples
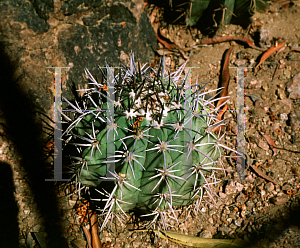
(0, 0), (157, 119)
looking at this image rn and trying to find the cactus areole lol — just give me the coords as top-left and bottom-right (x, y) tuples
(63, 53), (231, 230)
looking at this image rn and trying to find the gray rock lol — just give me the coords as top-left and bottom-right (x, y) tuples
(287, 73), (300, 100)
(0, 0), (156, 123)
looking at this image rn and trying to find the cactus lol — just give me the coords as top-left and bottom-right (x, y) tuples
(186, 0), (269, 29)
(62, 53), (234, 230)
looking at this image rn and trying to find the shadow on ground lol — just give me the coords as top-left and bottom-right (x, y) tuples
(0, 41), (67, 247)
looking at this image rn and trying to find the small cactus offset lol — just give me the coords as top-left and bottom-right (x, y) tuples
(62, 53), (233, 230)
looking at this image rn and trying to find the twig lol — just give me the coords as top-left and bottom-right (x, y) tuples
(200, 36), (264, 51)
(272, 63), (279, 81)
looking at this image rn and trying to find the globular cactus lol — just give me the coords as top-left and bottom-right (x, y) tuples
(62, 53), (234, 230)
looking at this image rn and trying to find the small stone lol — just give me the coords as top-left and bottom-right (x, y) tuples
(24, 210), (30, 215)
(291, 44), (298, 49)
(236, 193), (246, 205)
(131, 233), (137, 239)
(265, 182), (274, 192)
(199, 230), (212, 238)
(219, 225), (231, 234)
(289, 111), (300, 131)
(283, 69), (291, 79)
(258, 29), (271, 48)
(219, 192), (227, 199)
(234, 219), (242, 227)
(0, 142), (8, 155)
(247, 80), (262, 89)
(19, 239), (26, 246)
(208, 218), (213, 224)
(257, 139), (269, 151)
(26, 232), (34, 247)
(225, 181), (237, 194)
(270, 195), (289, 205)
(32, 224), (41, 232)
(68, 200), (76, 208)
(276, 89), (286, 100)
(280, 113), (288, 122)
(287, 73), (300, 100)
(135, 242), (144, 248)
(235, 59), (247, 67)
(236, 182), (244, 192)
(246, 200), (254, 208)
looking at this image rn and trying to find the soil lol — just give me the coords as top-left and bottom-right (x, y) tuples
(1, 1), (300, 248)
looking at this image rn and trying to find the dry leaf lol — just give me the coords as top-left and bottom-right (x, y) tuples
(152, 229), (262, 247)
(213, 47), (233, 133)
(260, 131), (277, 155)
(255, 42), (285, 71)
(200, 36), (255, 48)
(249, 164), (277, 185)
(89, 211), (102, 248)
(156, 28), (178, 50)
(82, 226), (92, 248)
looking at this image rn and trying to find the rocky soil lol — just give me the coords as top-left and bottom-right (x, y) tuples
(0, 0), (300, 248)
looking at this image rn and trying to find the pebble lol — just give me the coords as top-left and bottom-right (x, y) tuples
(247, 80), (262, 89)
(265, 182), (275, 192)
(199, 230), (212, 238)
(287, 73), (300, 99)
(225, 181), (237, 194)
(276, 89), (286, 100)
(24, 210), (30, 215)
(234, 59), (247, 67)
(280, 113), (288, 122)
(0, 141), (8, 154)
(219, 192), (227, 199)
(131, 233), (137, 239)
(219, 225), (231, 234)
(257, 139), (269, 151)
(283, 69), (291, 79)
(32, 224), (41, 232)
(270, 195), (289, 205)
(246, 201), (254, 208)
(234, 219), (242, 227)
(289, 111), (300, 131)
(68, 200), (77, 208)
(236, 182), (244, 192)
(236, 194), (246, 205)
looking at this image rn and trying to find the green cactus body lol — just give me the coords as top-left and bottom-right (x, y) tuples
(63, 54), (229, 229)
